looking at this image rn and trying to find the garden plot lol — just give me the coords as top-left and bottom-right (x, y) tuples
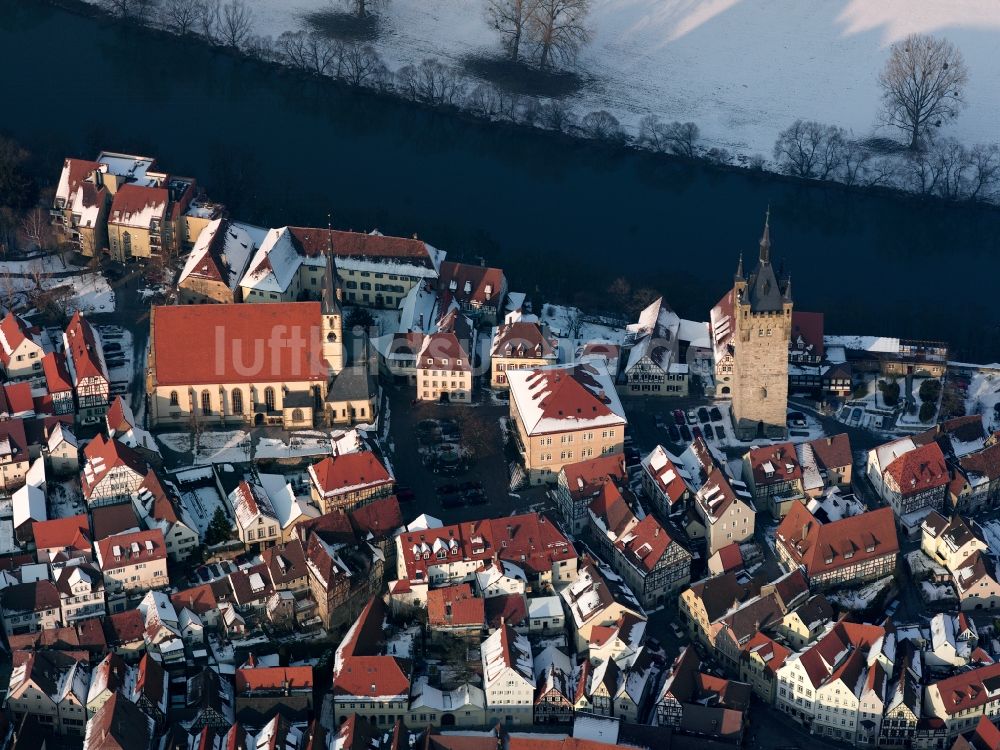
(48, 477), (85, 519)
(179, 485), (231, 538)
(827, 575), (893, 611)
(542, 303), (626, 345)
(157, 430), (252, 465)
(967, 372), (1000, 434)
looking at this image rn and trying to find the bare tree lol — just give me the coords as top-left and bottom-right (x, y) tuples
(486, 0), (537, 63)
(160, 0), (203, 34)
(967, 143), (1000, 202)
(20, 208), (51, 253)
(773, 120), (845, 179)
(467, 83), (502, 119)
(538, 99), (575, 133)
(101, 0), (157, 21)
(929, 139), (971, 200)
(412, 59), (466, 106)
(879, 34), (968, 150)
(838, 139), (872, 187)
(581, 110), (622, 141)
(638, 114), (668, 152)
(664, 121), (699, 157)
(342, 44), (385, 86)
(342, 0), (386, 19)
(279, 31), (343, 76)
(218, 0), (253, 49)
(243, 34), (276, 62)
(199, 0), (221, 42)
(528, 0), (590, 69)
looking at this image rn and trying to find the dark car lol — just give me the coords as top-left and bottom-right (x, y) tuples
(465, 490), (489, 505)
(440, 494), (465, 509)
(625, 447), (641, 467)
(710, 406), (722, 421)
(692, 426), (703, 440)
(673, 409), (685, 425)
(396, 486), (416, 502)
(697, 407), (710, 423)
(714, 424), (726, 440)
(680, 425), (692, 442)
(655, 414), (666, 429)
(668, 425), (681, 443)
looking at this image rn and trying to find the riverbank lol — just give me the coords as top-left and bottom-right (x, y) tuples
(5, 1), (1000, 361)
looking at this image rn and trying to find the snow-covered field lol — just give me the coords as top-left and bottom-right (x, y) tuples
(179, 485), (231, 537)
(229, 0), (1000, 156)
(0, 259), (114, 314)
(966, 371), (1000, 434)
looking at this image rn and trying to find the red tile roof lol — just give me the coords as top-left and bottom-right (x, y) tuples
(712, 542), (744, 573)
(615, 514), (676, 574)
(103, 609), (145, 645)
(398, 512), (575, 580)
(287, 226), (435, 265)
(309, 452), (393, 497)
(235, 665), (314, 694)
(91, 502), (140, 540)
(418, 331), (471, 372)
(561, 453), (627, 501)
(31, 514), (90, 553)
(743, 632), (791, 674)
(808, 433), (852, 470)
(348, 496), (403, 539)
(105, 395), (134, 435)
(135, 653), (166, 710)
(492, 321), (555, 359)
(65, 311), (108, 384)
(81, 433), (148, 499)
(588, 482), (635, 538)
(746, 442), (802, 486)
(790, 311), (824, 359)
(57, 158), (101, 202)
(150, 302), (327, 386)
(776, 503), (898, 578)
(515, 364), (622, 433)
(171, 584), (219, 616)
(961, 442), (1000, 482)
(884, 441), (949, 496)
(333, 656), (410, 698)
(930, 662), (1000, 716)
(427, 583), (485, 628)
(108, 183), (168, 227)
(95, 528), (167, 571)
(641, 446), (690, 507)
(42, 352), (73, 393)
(2, 382), (33, 415)
(0, 313), (37, 366)
(439, 261), (504, 308)
(485, 593), (527, 630)
(0, 418), (28, 463)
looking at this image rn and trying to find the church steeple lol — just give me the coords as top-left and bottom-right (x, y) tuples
(759, 206), (771, 264)
(734, 252), (744, 281)
(783, 274), (792, 302)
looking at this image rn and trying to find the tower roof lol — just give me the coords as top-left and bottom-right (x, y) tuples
(743, 209), (789, 313)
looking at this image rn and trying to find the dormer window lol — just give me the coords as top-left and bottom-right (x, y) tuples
(456, 359), (463, 366)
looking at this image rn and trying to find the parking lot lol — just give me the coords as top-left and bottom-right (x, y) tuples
(385, 385), (549, 525)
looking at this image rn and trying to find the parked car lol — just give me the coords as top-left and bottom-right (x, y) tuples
(713, 424), (725, 440)
(655, 414), (666, 429)
(680, 425), (692, 442)
(673, 409), (685, 425)
(668, 425), (681, 443)
(697, 408), (710, 423)
(396, 486), (416, 502)
(686, 409), (698, 425)
(786, 411), (807, 428)
(440, 494), (465, 509)
(692, 426), (702, 439)
(710, 406), (723, 421)
(465, 490), (489, 505)
(625, 447), (641, 467)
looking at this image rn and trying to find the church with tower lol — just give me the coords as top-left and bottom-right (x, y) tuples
(711, 212), (792, 440)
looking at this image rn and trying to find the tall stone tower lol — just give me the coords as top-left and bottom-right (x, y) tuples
(321, 224), (345, 376)
(731, 211), (792, 440)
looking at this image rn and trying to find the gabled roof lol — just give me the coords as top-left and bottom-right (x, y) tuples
(309, 451), (393, 497)
(108, 183), (167, 228)
(332, 656), (410, 699)
(561, 453), (627, 501)
(103, 609), (145, 645)
(961, 441), (1000, 482)
(42, 351), (73, 392)
(81, 433), (148, 499)
(776, 503), (898, 578)
(807, 433), (852, 469)
(485, 593), (528, 630)
(32, 513), (90, 553)
(492, 320), (556, 360)
(55, 158), (101, 204)
(439, 261), (504, 308)
(94, 528), (167, 570)
(641, 445), (691, 507)
(427, 583), (485, 628)
(929, 662), (1000, 716)
(235, 665), (313, 694)
(348, 496), (403, 540)
(64, 312), (108, 384)
(883, 441), (949, 496)
(482, 623), (533, 687)
(0, 580), (60, 614)
(171, 584), (219, 616)
(83, 692), (154, 750)
(150, 302), (328, 386)
(790, 311), (824, 359)
(178, 219), (258, 292)
(746, 442), (802, 486)
(91, 502), (140, 540)
(695, 467), (747, 522)
(0, 418), (28, 464)
(614, 513), (679, 575)
(0, 312), (41, 365)
(508, 363), (626, 436)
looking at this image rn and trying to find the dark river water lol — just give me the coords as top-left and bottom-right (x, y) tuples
(3, 1), (999, 360)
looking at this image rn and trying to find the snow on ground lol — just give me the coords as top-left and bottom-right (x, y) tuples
(386, 625), (420, 658)
(905, 549), (949, 580)
(157, 430), (252, 464)
(966, 372), (1000, 434)
(920, 580), (957, 603)
(179, 485), (230, 537)
(979, 520), (1000, 556)
(256, 434), (335, 460)
(828, 575), (893, 611)
(48, 477), (85, 519)
(189, 0), (1000, 157)
(541, 303), (625, 344)
(0, 256), (72, 274)
(62, 273), (114, 313)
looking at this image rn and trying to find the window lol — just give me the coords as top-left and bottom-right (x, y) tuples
(201, 390), (212, 415)
(232, 390), (244, 414)
(264, 387), (276, 412)
(169, 391), (179, 406)
(292, 408), (304, 422)
(122, 231), (132, 257)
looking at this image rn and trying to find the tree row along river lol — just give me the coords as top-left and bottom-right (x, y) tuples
(3, 1), (1000, 361)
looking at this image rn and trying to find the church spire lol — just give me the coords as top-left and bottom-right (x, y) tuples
(734, 252), (744, 281)
(759, 205), (771, 264)
(783, 274), (792, 301)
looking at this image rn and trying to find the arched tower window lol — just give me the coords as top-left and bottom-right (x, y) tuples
(201, 390), (212, 415)
(264, 387), (276, 412)
(232, 390), (244, 414)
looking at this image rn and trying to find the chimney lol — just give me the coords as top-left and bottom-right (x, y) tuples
(654, 526), (659, 537)
(802, 522), (809, 539)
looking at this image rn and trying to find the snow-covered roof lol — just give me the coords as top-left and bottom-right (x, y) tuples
(12, 484), (45, 529)
(406, 513), (443, 532)
(507, 362), (626, 436)
(258, 473), (319, 530)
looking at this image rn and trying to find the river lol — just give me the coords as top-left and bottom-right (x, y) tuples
(2, 0), (999, 360)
